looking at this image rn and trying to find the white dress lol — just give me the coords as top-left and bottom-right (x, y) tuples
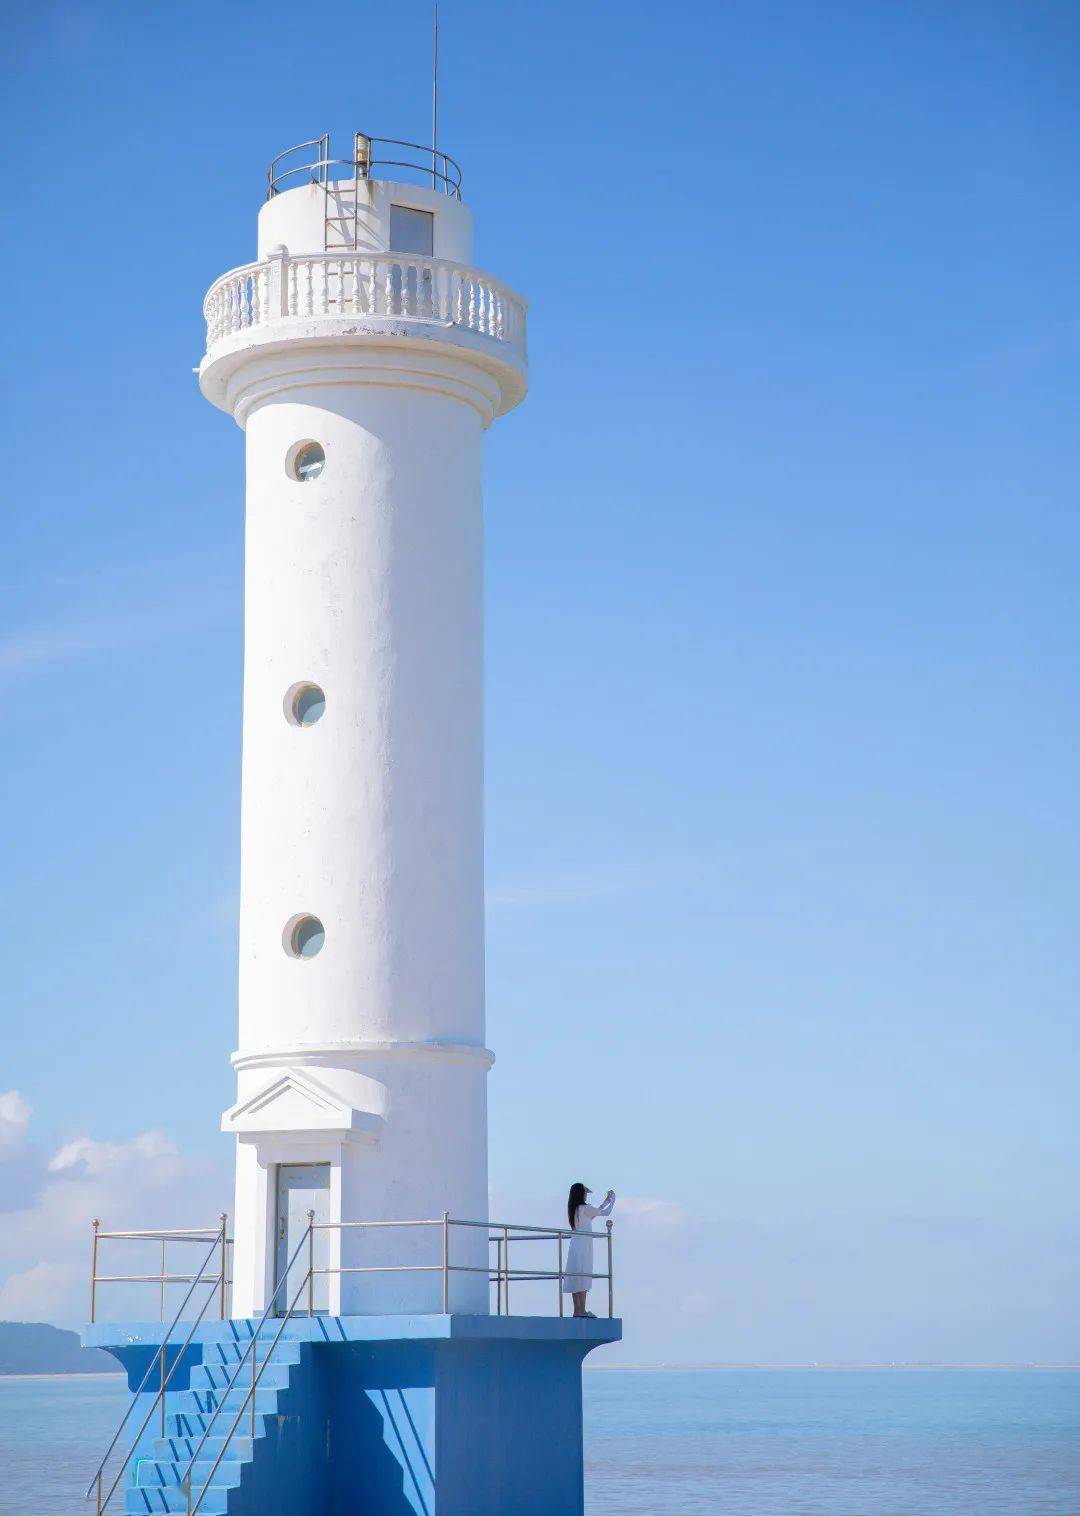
(562, 1193), (615, 1294)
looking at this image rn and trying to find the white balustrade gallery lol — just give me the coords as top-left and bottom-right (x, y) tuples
(204, 248), (526, 358)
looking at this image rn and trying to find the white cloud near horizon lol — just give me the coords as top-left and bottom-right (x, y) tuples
(0, 1110), (228, 1327)
(0, 1091), (32, 1155)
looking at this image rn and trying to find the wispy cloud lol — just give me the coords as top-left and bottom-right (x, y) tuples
(486, 862), (667, 910)
(0, 560), (234, 675)
(617, 1196), (687, 1228)
(0, 629), (99, 672)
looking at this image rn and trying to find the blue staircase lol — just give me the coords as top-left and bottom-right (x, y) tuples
(124, 1336), (306, 1515)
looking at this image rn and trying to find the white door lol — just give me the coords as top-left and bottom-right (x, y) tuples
(274, 1163), (330, 1315)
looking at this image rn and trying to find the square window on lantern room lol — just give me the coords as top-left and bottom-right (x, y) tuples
(389, 205), (435, 257)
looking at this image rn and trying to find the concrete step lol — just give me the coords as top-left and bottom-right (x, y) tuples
(198, 1340), (302, 1370)
(124, 1485), (230, 1515)
(153, 1434), (255, 1464)
(136, 1458), (243, 1490)
(177, 1386), (280, 1416)
(190, 1361), (291, 1392)
(166, 1410), (267, 1440)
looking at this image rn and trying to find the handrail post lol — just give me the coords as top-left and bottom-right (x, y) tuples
(307, 1211), (315, 1317)
(219, 1214), (228, 1319)
(441, 1212), (450, 1314)
(90, 1219), (100, 1324)
(251, 1328), (257, 1438)
(502, 1225), (510, 1316)
(557, 1232), (564, 1317)
(606, 1220), (614, 1319)
(160, 1238), (166, 1322)
(96, 1471), (102, 1516)
(160, 1335), (166, 1435)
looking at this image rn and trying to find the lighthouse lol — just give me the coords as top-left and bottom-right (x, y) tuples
(83, 133), (619, 1516)
(202, 136), (521, 1321)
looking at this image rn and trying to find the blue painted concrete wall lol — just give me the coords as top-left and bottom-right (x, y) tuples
(86, 1316), (620, 1516)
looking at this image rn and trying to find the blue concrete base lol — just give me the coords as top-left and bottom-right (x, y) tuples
(83, 1315), (621, 1515)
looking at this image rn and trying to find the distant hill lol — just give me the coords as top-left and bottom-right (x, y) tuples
(0, 1321), (119, 1375)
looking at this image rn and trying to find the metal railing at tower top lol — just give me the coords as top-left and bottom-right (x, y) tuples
(267, 131), (463, 200)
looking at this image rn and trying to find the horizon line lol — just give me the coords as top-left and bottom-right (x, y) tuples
(585, 1361), (1080, 1371)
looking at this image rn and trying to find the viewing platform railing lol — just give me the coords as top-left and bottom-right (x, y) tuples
(86, 1212), (614, 1515)
(89, 1218), (232, 1324)
(88, 1212), (612, 1325)
(202, 248), (527, 361)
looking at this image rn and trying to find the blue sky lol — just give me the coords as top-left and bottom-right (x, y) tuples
(1, 0), (1077, 1362)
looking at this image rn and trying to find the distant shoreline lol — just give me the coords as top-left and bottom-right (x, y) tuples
(0, 1371), (123, 1381)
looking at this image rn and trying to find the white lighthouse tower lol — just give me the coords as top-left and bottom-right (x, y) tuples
(201, 135), (526, 1319)
(84, 131), (619, 1516)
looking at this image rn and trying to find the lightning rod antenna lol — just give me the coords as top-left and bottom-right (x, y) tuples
(424, 0), (433, 189)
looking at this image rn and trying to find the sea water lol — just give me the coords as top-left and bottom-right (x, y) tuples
(1, 1368), (1077, 1514)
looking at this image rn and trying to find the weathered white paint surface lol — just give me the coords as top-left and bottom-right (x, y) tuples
(201, 176), (527, 1317)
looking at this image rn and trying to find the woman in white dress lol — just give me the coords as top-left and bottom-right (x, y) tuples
(563, 1182), (615, 1318)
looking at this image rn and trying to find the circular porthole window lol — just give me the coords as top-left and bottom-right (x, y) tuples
(288, 441), (325, 482)
(284, 914), (325, 959)
(285, 682), (326, 727)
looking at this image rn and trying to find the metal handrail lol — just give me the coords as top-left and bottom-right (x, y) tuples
(307, 1215), (614, 1319)
(178, 1218), (317, 1515)
(90, 1218), (231, 1323)
(267, 131), (463, 199)
(85, 1218), (227, 1514)
(184, 1265), (314, 1515)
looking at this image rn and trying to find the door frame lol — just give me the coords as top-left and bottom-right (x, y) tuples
(273, 1159), (332, 1316)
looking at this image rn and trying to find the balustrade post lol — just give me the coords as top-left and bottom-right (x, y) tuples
(90, 1219), (100, 1324)
(557, 1232), (564, 1317)
(267, 244), (289, 319)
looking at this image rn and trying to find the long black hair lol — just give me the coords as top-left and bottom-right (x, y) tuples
(567, 1182), (588, 1228)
